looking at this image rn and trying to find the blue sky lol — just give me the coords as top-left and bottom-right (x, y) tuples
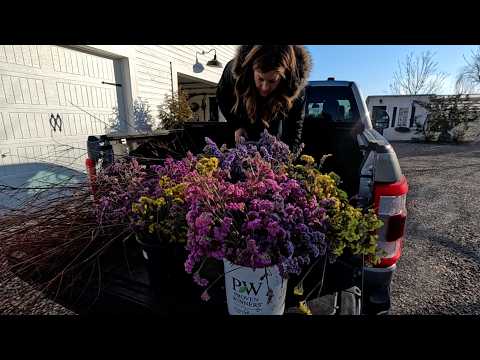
(305, 45), (479, 96)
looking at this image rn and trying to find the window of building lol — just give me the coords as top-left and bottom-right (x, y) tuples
(397, 107), (409, 127)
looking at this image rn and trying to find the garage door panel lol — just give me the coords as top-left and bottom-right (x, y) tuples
(0, 46), (6, 63)
(0, 113), (6, 140)
(1, 75), (14, 103)
(19, 78), (31, 104)
(11, 76), (25, 104)
(4, 46), (16, 64)
(55, 81), (117, 111)
(0, 45), (41, 70)
(61, 113), (72, 136)
(74, 113), (82, 134)
(24, 146), (35, 164)
(0, 60), (119, 91)
(51, 46), (61, 72)
(0, 76), (5, 103)
(21, 46), (32, 67)
(1, 139), (89, 173)
(9, 113), (24, 139)
(27, 78), (40, 105)
(61, 113), (71, 136)
(80, 85), (89, 107)
(73, 84), (82, 107)
(4, 112), (36, 140)
(1, 110), (111, 140)
(16, 113), (30, 138)
(2, 113), (13, 139)
(37, 113), (48, 138)
(1, 75), (48, 106)
(0, 45), (40, 69)
(96, 114), (103, 134)
(0, 45), (123, 176)
(13, 47), (25, 67)
(59, 48), (68, 73)
(24, 113), (38, 137)
(51, 46), (116, 82)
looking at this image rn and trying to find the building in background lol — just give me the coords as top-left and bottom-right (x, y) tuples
(0, 45), (237, 211)
(367, 94), (480, 142)
(0, 45), (237, 178)
(366, 95), (432, 141)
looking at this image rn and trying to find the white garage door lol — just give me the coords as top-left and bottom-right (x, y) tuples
(0, 45), (123, 182)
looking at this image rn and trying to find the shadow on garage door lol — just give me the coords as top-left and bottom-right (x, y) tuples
(0, 162), (87, 213)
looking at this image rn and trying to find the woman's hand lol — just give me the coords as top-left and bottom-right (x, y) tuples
(234, 128), (248, 144)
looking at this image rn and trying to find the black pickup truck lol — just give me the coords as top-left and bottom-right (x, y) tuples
(84, 78), (408, 315)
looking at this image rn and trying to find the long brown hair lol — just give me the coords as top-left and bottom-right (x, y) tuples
(232, 45), (302, 127)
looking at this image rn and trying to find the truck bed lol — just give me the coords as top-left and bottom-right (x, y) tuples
(50, 244), (363, 315)
(106, 121), (363, 197)
(73, 121), (369, 315)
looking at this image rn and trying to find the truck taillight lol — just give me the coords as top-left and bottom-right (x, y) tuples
(385, 212), (406, 242)
(373, 176), (408, 268)
(85, 158), (97, 195)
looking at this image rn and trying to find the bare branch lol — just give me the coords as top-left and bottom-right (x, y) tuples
(456, 47), (480, 94)
(455, 76), (477, 95)
(390, 51), (447, 95)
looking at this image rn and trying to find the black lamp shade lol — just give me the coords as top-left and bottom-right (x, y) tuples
(206, 54), (222, 68)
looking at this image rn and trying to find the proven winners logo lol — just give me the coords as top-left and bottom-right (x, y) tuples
(232, 277), (263, 296)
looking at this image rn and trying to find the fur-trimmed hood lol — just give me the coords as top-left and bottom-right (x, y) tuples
(231, 45), (313, 96)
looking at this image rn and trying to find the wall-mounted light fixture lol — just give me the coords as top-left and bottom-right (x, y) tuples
(193, 49), (223, 73)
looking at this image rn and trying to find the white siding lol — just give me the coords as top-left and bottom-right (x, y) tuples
(0, 45), (123, 175)
(366, 95), (430, 141)
(132, 45), (237, 120)
(1, 44), (238, 210)
(0, 45), (237, 166)
(78, 45), (238, 131)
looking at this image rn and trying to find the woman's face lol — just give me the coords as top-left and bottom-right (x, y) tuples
(253, 68), (283, 97)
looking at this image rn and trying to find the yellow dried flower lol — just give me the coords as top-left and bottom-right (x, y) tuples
(171, 183), (187, 198)
(196, 157), (219, 176)
(139, 196), (151, 204)
(132, 203), (141, 213)
(173, 197), (184, 205)
(298, 300), (312, 315)
(159, 175), (171, 188)
(148, 223), (156, 234)
(293, 283), (304, 296)
(300, 155), (315, 165)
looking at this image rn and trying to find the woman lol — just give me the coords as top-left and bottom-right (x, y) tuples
(216, 45), (312, 153)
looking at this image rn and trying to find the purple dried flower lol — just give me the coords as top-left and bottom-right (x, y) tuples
(203, 137), (223, 159)
(193, 272), (209, 287)
(200, 291), (210, 302)
(181, 134), (330, 284)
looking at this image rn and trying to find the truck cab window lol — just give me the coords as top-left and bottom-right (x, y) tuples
(306, 86), (359, 123)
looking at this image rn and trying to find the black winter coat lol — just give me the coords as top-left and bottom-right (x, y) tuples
(216, 46), (312, 152)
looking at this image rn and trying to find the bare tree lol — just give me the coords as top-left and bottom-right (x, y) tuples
(454, 76), (477, 95)
(390, 51), (447, 95)
(456, 47), (480, 94)
(416, 94), (480, 143)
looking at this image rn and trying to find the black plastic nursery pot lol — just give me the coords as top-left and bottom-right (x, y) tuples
(135, 233), (229, 314)
(135, 234), (192, 298)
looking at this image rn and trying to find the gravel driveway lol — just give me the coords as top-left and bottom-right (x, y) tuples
(1, 140), (479, 315)
(0, 256), (75, 315)
(389, 141), (480, 315)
